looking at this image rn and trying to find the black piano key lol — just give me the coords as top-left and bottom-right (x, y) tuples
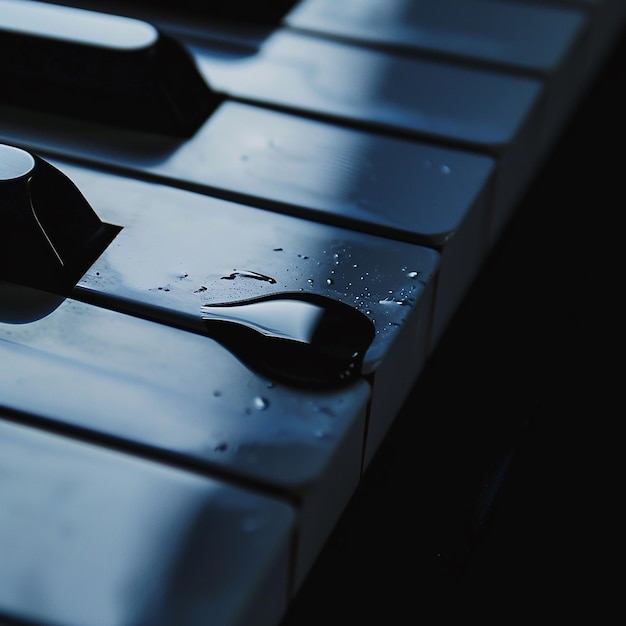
(0, 143), (120, 292)
(0, 0), (220, 136)
(43, 0), (299, 25)
(139, 0), (299, 25)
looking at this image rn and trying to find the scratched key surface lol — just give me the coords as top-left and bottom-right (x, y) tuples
(0, 417), (294, 626)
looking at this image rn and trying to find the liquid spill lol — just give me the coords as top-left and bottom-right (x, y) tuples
(201, 292), (375, 388)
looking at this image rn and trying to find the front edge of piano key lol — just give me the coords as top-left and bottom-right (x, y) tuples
(0, 417), (294, 626)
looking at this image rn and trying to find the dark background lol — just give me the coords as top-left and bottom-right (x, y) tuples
(281, 30), (624, 623)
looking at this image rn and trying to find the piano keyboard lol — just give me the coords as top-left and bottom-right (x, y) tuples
(1, 1), (624, 624)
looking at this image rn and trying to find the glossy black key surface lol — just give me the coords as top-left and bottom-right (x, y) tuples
(59, 0), (299, 24)
(0, 143), (119, 292)
(0, 0), (219, 136)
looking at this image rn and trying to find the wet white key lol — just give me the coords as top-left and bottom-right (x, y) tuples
(0, 152), (440, 582)
(0, 417), (294, 626)
(52, 160), (440, 469)
(0, 104), (493, 350)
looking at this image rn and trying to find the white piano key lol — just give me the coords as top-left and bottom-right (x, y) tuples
(0, 105), (494, 350)
(188, 31), (542, 245)
(286, 0), (585, 75)
(50, 160), (439, 469)
(61, 0), (589, 147)
(155, 27), (545, 247)
(0, 282), (369, 591)
(286, 0), (590, 155)
(0, 417), (294, 626)
(188, 30), (542, 152)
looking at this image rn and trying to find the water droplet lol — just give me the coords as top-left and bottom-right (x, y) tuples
(253, 396), (269, 410)
(314, 428), (331, 440)
(407, 271), (420, 279)
(441, 165), (451, 175)
(378, 297), (408, 306)
(326, 278), (334, 285)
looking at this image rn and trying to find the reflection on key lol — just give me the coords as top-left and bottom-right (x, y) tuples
(0, 143), (120, 293)
(0, 0), (220, 136)
(201, 292), (376, 389)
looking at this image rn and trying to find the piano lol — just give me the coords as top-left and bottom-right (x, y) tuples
(1, 1), (624, 624)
